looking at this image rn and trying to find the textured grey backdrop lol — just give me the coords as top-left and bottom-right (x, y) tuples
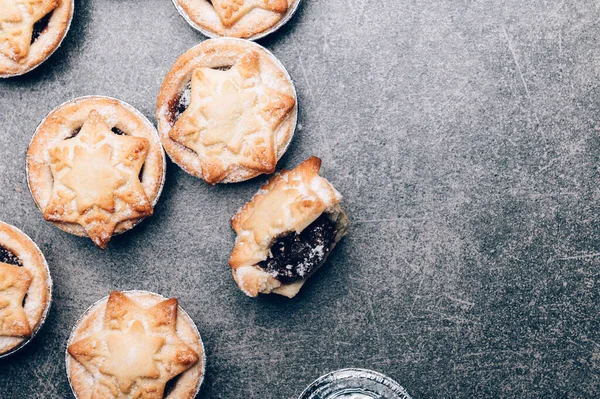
(1, 0), (600, 398)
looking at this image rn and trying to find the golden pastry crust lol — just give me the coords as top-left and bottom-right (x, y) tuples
(27, 96), (166, 249)
(0, 264), (32, 338)
(0, 221), (52, 357)
(156, 38), (297, 184)
(0, 0), (73, 77)
(173, 0), (300, 39)
(67, 291), (205, 399)
(229, 157), (350, 298)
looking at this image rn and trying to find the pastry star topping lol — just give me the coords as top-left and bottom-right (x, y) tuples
(169, 50), (295, 184)
(44, 110), (153, 249)
(68, 292), (199, 399)
(211, 0), (288, 28)
(0, 262), (33, 337)
(101, 321), (165, 393)
(0, 0), (59, 61)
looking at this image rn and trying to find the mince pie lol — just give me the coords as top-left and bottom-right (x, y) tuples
(27, 96), (166, 249)
(229, 156), (349, 298)
(157, 38), (297, 185)
(67, 291), (205, 399)
(0, 221), (52, 357)
(0, 0), (73, 77)
(172, 0), (301, 39)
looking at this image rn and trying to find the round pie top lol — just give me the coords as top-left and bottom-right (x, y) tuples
(0, 221), (52, 357)
(156, 38), (297, 184)
(172, 0), (301, 40)
(66, 291), (205, 399)
(0, 0), (73, 77)
(27, 96), (166, 249)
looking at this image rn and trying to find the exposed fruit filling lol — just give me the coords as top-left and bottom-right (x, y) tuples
(0, 246), (22, 266)
(259, 214), (337, 283)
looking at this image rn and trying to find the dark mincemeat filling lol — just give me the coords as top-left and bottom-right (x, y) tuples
(259, 214), (337, 284)
(163, 375), (180, 397)
(66, 126), (125, 140)
(213, 65), (232, 71)
(66, 127), (81, 139)
(0, 246), (22, 266)
(168, 81), (191, 124)
(31, 12), (53, 44)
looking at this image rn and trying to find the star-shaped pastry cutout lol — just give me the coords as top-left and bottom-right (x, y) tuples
(0, 262), (33, 337)
(0, 0), (58, 61)
(101, 321), (165, 393)
(211, 0), (288, 28)
(68, 292), (199, 399)
(44, 110), (153, 249)
(169, 50), (295, 184)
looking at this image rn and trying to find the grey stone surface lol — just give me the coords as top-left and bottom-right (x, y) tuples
(1, 0), (600, 397)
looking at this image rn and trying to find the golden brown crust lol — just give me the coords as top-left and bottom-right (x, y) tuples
(27, 96), (166, 248)
(0, 0), (73, 77)
(173, 0), (298, 39)
(67, 291), (205, 399)
(0, 221), (52, 356)
(0, 263), (33, 337)
(229, 157), (349, 298)
(156, 38), (297, 184)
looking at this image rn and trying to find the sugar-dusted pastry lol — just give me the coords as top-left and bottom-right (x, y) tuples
(0, 221), (52, 357)
(66, 291), (205, 399)
(157, 38), (297, 185)
(172, 0), (301, 40)
(229, 157), (349, 298)
(0, 0), (73, 77)
(27, 96), (166, 249)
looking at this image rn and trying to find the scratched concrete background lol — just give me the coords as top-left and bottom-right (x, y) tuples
(1, 0), (600, 398)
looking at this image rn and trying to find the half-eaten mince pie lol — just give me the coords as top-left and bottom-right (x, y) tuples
(172, 0), (301, 40)
(229, 156), (349, 298)
(66, 291), (205, 399)
(27, 96), (167, 249)
(156, 38), (297, 185)
(0, 221), (52, 357)
(0, 0), (73, 77)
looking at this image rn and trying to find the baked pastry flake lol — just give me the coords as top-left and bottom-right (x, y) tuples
(157, 38), (297, 184)
(27, 97), (166, 249)
(0, 0), (73, 77)
(0, 221), (52, 357)
(67, 291), (205, 399)
(172, 0), (300, 39)
(229, 156), (349, 298)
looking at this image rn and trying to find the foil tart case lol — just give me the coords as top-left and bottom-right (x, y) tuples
(171, 0), (302, 41)
(0, 0), (75, 79)
(65, 290), (206, 399)
(157, 37), (298, 184)
(0, 224), (53, 359)
(26, 95), (167, 240)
